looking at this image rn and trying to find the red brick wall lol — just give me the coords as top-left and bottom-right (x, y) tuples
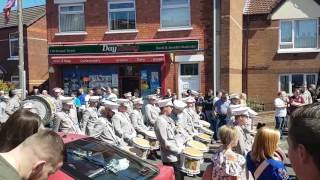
(46, 0), (213, 95)
(27, 16), (49, 91)
(244, 14), (320, 109)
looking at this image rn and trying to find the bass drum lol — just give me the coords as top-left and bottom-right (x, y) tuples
(22, 95), (57, 126)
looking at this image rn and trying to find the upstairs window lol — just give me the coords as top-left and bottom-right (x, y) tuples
(280, 19), (318, 49)
(9, 32), (18, 59)
(108, 0), (136, 31)
(279, 73), (317, 95)
(59, 4), (85, 32)
(161, 0), (191, 28)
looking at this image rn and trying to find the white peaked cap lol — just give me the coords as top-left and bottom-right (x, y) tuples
(231, 106), (249, 116)
(248, 107), (258, 117)
(191, 90), (199, 96)
(89, 96), (100, 102)
(147, 94), (158, 100)
(117, 98), (130, 107)
(173, 100), (187, 111)
(53, 88), (61, 93)
(1, 95), (9, 100)
(158, 98), (173, 108)
(133, 98), (144, 105)
(124, 92), (132, 97)
(103, 100), (119, 112)
(182, 97), (196, 103)
(230, 93), (240, 100)
(60, 96), (74, 105)
(12, 89), (22, 94)
(22, 102), (33, 109)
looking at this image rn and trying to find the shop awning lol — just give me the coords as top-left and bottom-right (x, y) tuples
(50, 54), (165, 64)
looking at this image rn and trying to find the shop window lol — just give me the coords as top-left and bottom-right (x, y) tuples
(279, 73), (318, 95)
(279, 19), (318, 49)
(180, 63), (198, 76)
(108, 0), (136, 31)
(9, 32), (18, 59)
(59, 4), (85, 33)
(161, 0), (190, 28)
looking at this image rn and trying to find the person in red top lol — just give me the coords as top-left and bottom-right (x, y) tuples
(289, 89), (305, 114)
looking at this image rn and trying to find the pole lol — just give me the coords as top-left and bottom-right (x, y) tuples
(17, 0), (26, 99)
(213, 0), (217, 95)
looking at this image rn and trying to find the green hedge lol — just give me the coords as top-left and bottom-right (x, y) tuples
(0, 80), (16, 92)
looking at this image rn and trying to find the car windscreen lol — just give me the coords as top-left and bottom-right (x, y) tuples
(61, 137), (159, 180)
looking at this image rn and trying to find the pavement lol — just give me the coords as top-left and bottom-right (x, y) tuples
(145, 111), (297, 179)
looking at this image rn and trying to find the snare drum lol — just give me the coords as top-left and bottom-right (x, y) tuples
(195, 133), (211, 145)
(199, 126), (214, 136)
(145, 131), (160, 150)
(199, 120), (210, 128)
(187, 140), (208, 153)
(179, 147), (203, 176)
(132, 138), (151, 159)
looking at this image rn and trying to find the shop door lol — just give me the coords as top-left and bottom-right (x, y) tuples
(179, 63), (200, 96)
(121, 77), (140, 96)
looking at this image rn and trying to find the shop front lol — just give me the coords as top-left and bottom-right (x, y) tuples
(48, 40), (199, 96)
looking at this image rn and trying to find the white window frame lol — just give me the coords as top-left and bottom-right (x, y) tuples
(278, 73), (318, 95)
(178, 62), (200, 97)
(107, 0), (137, 32)
(8, 32), (18, 60)
(278, 18), (320, 53)
(11, 75), (19, 83)
(58, 3), (85, 33)
(160, 0), (191, 29)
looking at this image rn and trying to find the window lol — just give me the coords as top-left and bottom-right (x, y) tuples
(59, 4), (85, 33)
(9, 33), (18, 59)
(180, 63), (198, 76)
(279, 19), (318, 49)
(108, 1), (136, 31)
(161, 0), (190, 28)
(279, 73), (318, 94)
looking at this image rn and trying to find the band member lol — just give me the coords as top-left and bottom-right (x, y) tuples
(145, 94), (160, 129)
(154, 98), (184, 180)
(53, 97), (81, 134)
(81, 96), (100, 136)
(99, 100), (124, 146)
(183, 97), (200, 134)
(5, 89), (22, 116)
(124, 92), (134, 114)
(172, 100), (193, 143)
(130, 98), (149, 136)
(113, 99), (137, 144)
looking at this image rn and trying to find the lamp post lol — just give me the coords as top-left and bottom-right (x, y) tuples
(17, 0), (26, 99)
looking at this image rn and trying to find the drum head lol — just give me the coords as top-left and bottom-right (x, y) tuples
(197, 133), (211, 141)
(187, 141), (207, 152)
(199, 120), (210, 128)
(22, 95), (55, 126)
(183, 147), (203, 158)
(133, 138), (151, 149)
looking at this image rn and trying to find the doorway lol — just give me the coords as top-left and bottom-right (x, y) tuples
(120, 77), (140, 97)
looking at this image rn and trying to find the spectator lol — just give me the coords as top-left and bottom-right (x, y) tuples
(195, 104), (206, 121)
(302, 84), (312, 104)
(164, 88), (173, 99)
(32, 88), (40, 96)
(289, 89), (305, 114)
(204, 89), (214, 124)
(211, 125), (246, 179)
(104, 87), (117, 102)
(213, 91), (230, 140)
(0, 109), (42, 152)
(214, 91), (223, 104)
(288, 103), (320, 180)
(155, 88), (162, 98)
(112, 88), (119, 97)
(246, 127), (290, 180)
(0, 95), (9, 124)
(308, 84), (317, 103)
(239, 93), (247, 105)
(41, 90), (49, 96)
(0, 130), (64, 180)
(274, 91), (288, 137)
(71, 91), (81, 108)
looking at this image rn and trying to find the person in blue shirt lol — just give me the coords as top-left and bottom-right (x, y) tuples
(78, 88), (87, 106)
(213, 91), (230, 140)
(246, 127), (290, 180)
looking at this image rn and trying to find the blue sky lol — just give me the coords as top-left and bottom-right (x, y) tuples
(0, 0), (45, 10)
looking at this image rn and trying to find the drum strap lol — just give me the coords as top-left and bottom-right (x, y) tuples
(254, 160), (269, 179)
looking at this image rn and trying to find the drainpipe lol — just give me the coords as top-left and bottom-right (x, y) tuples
(243, 14), (249, 94)
(213, 0), (221, 95)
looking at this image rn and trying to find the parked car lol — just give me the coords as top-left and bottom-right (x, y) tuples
(49, 134), (174, 180)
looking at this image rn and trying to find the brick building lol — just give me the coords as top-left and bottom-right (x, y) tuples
(243, 0), (320, 109)
(46, 0), (218, 97)
(0, 5), (48, 91)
